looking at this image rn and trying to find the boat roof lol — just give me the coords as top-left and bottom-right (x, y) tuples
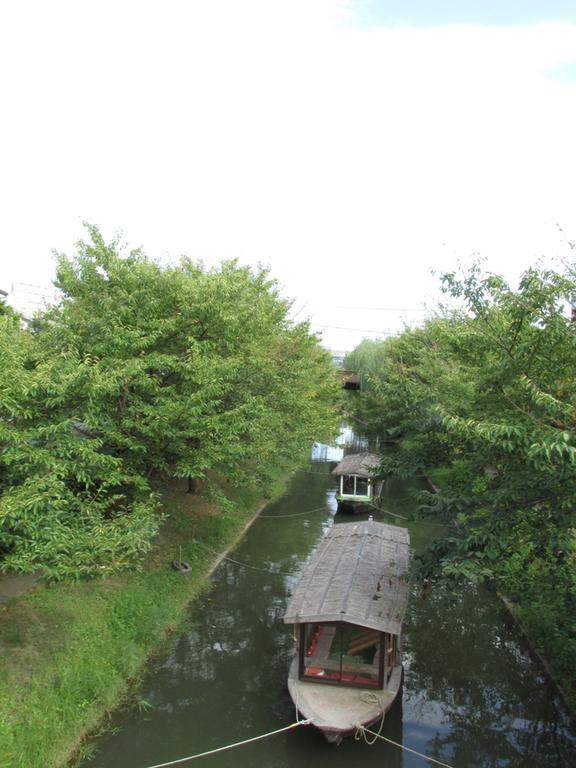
(283, 519), (410, 635)
(331, 453), (381, 478)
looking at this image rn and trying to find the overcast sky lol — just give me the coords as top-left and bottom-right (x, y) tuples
(1, 1), (576, 349)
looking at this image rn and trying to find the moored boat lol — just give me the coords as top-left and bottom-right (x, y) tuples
(283, 518), (410, 743)
(331, 453), (383, 513)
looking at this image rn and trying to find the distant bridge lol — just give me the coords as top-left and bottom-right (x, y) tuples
(337, 369), (360, 391)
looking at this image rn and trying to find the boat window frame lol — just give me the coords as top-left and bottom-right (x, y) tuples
(339, 475), (372, 500)
(298, 622), (386, 689)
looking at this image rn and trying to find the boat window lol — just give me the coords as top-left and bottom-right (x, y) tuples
(300, 624), (381, 688)
(342, 475), (355, 494)
(355, 476), (369, 496)
(341, 475), (370, 498)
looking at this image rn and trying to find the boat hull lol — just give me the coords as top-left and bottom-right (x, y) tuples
(287, 657), (402, 741)
(335, 498), (373, 515)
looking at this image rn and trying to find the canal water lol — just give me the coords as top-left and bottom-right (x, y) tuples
(82, 447), (576, 768)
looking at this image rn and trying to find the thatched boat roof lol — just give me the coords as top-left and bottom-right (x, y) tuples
(331, 453), (381, 478)
(284, 520), (410, 635)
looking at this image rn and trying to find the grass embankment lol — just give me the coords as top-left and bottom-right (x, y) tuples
(0, 467), (296, 768)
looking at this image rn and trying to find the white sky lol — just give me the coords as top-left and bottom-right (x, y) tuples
(1, 1), (576, 349)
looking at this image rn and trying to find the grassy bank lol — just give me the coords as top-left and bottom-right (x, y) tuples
(0, 465), (298, 768)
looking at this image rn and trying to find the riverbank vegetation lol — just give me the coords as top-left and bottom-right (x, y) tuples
(0, 468), (301, 768)
(0, 226), (340, 767)
(345, 263), (576, 707)
(0, 225), (340, 580)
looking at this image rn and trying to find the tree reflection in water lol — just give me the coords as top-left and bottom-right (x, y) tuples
(403, 583), (576, 767)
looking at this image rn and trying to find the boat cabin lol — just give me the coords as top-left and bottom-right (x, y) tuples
(332, 453), (382, 509)
(296, 622), (399, 689)
(284, 520), (410, 697)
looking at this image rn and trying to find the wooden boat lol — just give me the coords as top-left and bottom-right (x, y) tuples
(331, 453), (383, 513)
(283, 519), (410, 743)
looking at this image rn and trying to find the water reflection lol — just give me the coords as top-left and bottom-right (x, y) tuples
(82, 441), (576, 768)
(404, 585), (575, 767)
(311, 441), (343, 462)
(335, 425), (368, 450)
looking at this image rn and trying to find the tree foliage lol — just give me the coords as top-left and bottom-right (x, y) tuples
(0, 226), (339, 580)
(345, 264), (576, 682)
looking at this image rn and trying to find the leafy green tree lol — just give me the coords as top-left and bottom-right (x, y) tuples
(41, 225), (338, 484)
(0, 225), (340, 580)
(345, 337), (426, 442)
(0, 292), (16, 318)
(0, 314), (159, 579)
(346, 263), (576, 695)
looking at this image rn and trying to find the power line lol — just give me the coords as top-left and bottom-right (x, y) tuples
(334, 306), (427, 312)
(311, 322), (423, 334)
(311, 324), (397, 334)
(301, 302), (429, 312)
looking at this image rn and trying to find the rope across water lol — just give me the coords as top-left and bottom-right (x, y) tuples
(141, 720), (311, 768)
(355, 723), (457, 768)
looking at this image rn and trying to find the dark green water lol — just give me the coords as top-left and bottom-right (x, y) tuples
(82, 457), (576, 768)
